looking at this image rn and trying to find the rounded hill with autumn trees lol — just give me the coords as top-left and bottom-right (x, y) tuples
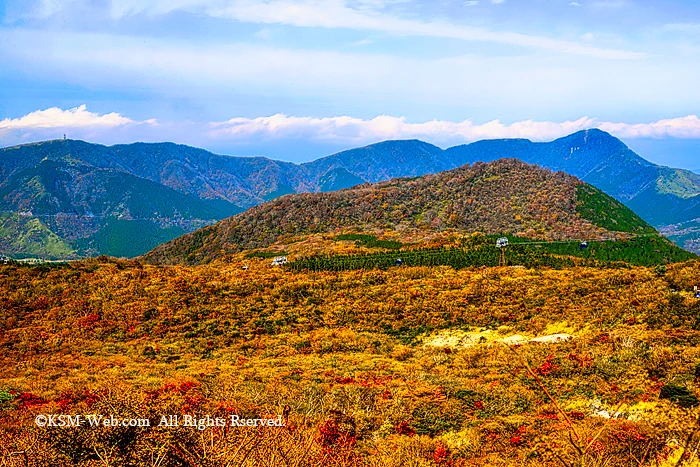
(143, 159), (661, 265)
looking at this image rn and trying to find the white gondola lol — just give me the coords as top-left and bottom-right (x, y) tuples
(271, 256), (288, 266)
(496, 237), (509, 248)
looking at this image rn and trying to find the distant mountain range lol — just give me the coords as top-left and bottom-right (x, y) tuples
(143, 158), (657, 265)
(1, 129), (699, 258)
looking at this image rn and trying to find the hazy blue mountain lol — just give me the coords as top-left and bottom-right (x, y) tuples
(302, 139), (447, 183)
(445, 130), (661, 202)
(7, 139), (310, 208)
(318, 168), (366, 192)
(2, 130), (700, 257)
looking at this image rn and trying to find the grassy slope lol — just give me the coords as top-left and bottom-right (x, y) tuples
(656, 168), (700, 198)
(0, 158), (242, 259)
(0, 213), (76, 259)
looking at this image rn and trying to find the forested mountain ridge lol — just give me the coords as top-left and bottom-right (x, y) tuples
(3, 129), (700, 258)
(0, 140), (242, 258)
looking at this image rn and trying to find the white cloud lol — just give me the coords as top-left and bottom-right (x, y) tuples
(599, 115), (700, 139)
(0, 105), (138, 130)
(0, 29), (617, 104)
(0, 105), (159, 147)
(490, 0), (504, 4)
(24, 0), (645, 59)
(209, 114), (700, 144)
(3, 107), (700, 153)
(3, 28), (698, 121)
(196, 0), (645, 59)
(6, 0), (82, 20)
(463, 1), (479, 6)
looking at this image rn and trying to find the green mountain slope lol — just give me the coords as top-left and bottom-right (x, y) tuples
(0, 213), (76, 259)
(575, 184), (656, 235)
(74, 219), (186, 258)
(0, 143), (242, 259)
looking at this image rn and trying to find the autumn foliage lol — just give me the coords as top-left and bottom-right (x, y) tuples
(2, 252), (700, 465)
(143, 159), (648, 265)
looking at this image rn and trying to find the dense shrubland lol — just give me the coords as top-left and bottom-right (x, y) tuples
(2, 255), (700, 466)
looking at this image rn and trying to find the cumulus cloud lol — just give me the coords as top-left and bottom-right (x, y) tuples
(0, 105), (137, 130)
(0, 105), (158, 147)
(598, 115), (700, 139)
(209, 114), (700, 145)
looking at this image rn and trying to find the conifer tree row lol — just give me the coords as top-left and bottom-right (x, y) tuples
(286, 235), (695, 272)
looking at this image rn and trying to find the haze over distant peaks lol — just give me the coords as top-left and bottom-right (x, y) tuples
(1, 129), (700, 258)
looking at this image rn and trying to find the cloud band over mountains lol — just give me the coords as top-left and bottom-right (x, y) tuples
(209, 114), (700, 142)
(2, 106), (700, 150)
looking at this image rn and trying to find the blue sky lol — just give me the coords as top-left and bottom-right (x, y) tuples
(1, 0), (700, 168)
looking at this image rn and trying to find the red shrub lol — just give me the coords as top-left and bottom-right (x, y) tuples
(433, 442), (453, 465)
(537, 355), (560, 376)
(395, 421), (416, 436)
(18, 392), (48, 408)
(77, 313), (100, 330)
